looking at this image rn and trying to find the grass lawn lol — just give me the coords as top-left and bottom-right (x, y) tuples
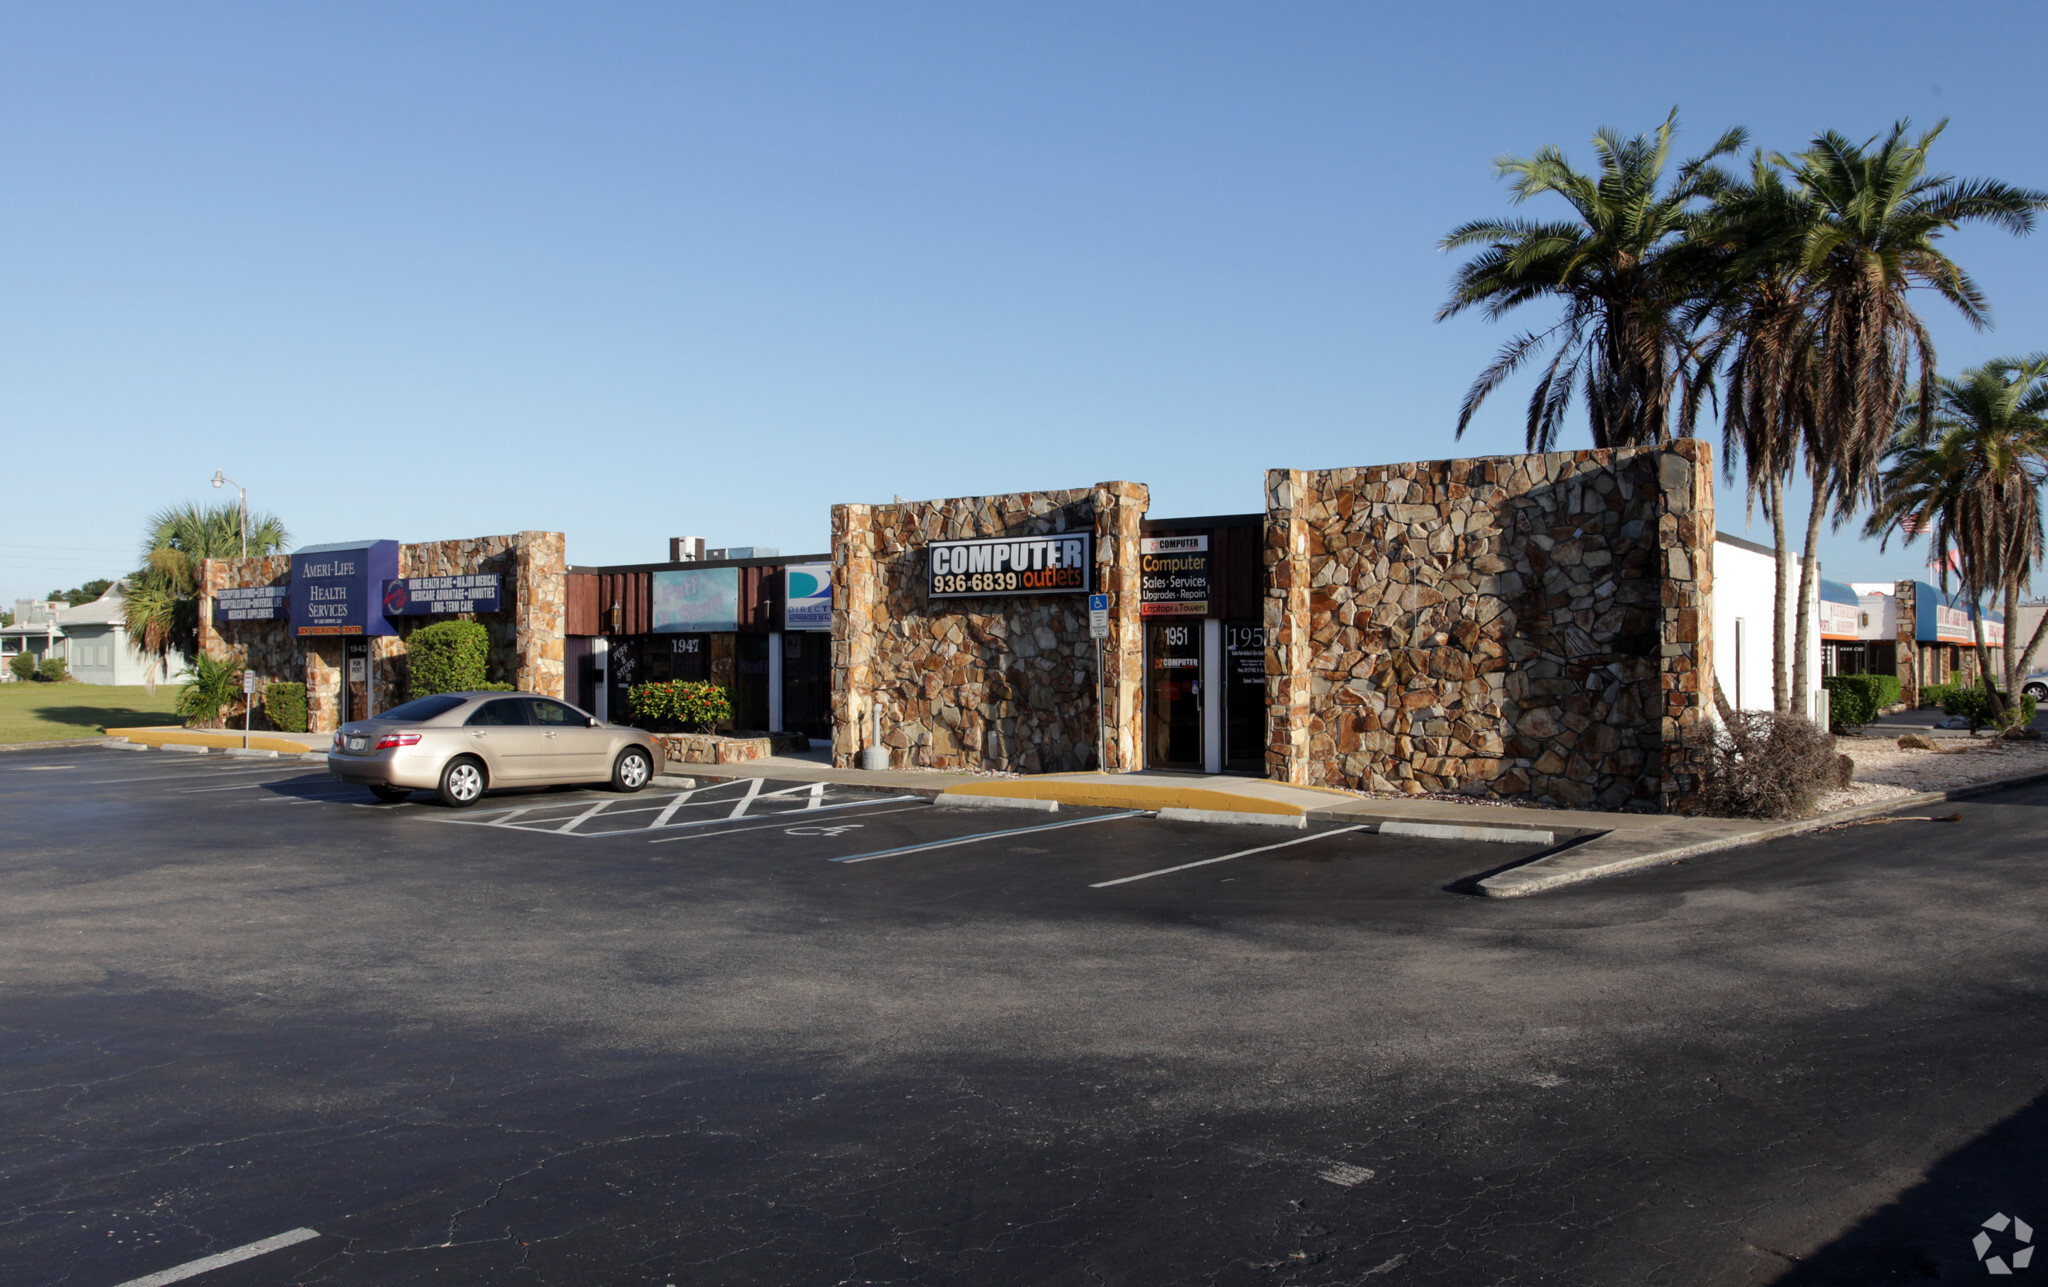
(0, 683), (184, 744)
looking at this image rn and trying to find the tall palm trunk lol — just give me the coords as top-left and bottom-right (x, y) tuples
(1768, 476), (1791, 713)
(2004, 577), (2022, 704)
(1790, 475), (1826, 722)
(1968, 595), (2004, 719)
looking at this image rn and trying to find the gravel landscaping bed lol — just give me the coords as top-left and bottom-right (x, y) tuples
(1812, 735), (2048, 814)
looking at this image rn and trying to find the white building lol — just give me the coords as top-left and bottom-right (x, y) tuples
(1711, 532), (1823, 718)
(0, 585), (189, 685)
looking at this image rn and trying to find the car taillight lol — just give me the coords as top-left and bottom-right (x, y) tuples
(332, 732), (344, 749)
(376, 733), (422, 750)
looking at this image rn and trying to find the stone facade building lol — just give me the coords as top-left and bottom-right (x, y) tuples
(831, 483), (1148, 773)
(199, 531), (566, 734)
(830, 444), (1717, 811)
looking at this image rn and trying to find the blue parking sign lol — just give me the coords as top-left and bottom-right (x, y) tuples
(1089, 594), (1109, 612)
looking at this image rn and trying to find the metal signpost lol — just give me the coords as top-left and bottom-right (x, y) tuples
(1089, 594), (1110, 771)
(241, 668), (259, 749)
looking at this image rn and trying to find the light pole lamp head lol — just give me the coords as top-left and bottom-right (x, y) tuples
(211, 470), (226, 489)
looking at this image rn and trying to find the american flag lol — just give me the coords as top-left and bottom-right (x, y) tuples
(1899, 511), (1931, 536)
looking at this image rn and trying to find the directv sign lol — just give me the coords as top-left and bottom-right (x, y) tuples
(290, 541), (400, 637)
(383, 574), (503, 617)
(927, 533), (1091, 599)
(211, 584), (290, 624)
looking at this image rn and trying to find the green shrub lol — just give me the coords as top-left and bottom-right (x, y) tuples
(1919, 682), (1954, 710)
(9, 652), (38, 682)
(263, 681), (308, 733)
(408, 620), (492, 698)
(37, 657), (69, 682)
(477, 681), (517, 691)
(1821, 674), (1901, 732)
(1940, 682), (2035, 734)
(628, 679), (732, 731)
(176, 653), (244, 728)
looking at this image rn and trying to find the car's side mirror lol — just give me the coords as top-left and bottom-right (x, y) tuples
(589, 717), (603, 727)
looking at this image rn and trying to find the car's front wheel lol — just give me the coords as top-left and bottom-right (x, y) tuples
(369, 785), (411, 803)
(437, 756), (488, 808)
(610, 747), (653, 793)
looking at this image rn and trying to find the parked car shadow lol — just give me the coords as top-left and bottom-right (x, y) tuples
(1773, 1088), (2048, 1283)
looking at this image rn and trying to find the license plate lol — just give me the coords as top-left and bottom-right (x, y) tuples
(346, 737), (367, 751)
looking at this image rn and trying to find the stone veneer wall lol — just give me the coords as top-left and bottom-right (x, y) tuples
(1264, 442), (1714, 812)
(196, 555), (297, 725)
(200, 531), (566, 733)
(831, 483), (1148, 772)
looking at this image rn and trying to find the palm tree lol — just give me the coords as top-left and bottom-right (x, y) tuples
(1866, 368), (2048, 718)
(1707, 123), (2045, 711)
(1908, 357), (2048, 699)
(1437, 110), (1745, 450)
(124, 501), (290, 682)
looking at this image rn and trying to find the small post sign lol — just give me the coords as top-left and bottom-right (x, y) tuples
(1088, 593), (1110, 640)
(241, 669), (258, 749)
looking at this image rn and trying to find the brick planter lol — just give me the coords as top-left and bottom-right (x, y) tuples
(655, 732), (809, 765)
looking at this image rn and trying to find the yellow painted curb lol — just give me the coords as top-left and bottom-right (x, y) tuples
(107, 727), (322, 755)
(936, 781), (1304, 816)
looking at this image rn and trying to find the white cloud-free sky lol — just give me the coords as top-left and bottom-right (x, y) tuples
(5, 2), (2045, 603)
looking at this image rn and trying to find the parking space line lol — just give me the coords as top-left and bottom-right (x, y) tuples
(112, 1227), (320, 1287)
(555, 800), (617, 834)
(649, 790), (699, 828)
(649, 801), (933, 847)
(171, 779), (311, 794)
(829, 810), (1147, 864)
(644, 795), (923, 841)
(726, 776), (765, 817)
(77, 767), (312, 786)
(1089, 825), (1368, 887)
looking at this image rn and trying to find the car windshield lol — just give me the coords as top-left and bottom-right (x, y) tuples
(376, 695), (470, 723)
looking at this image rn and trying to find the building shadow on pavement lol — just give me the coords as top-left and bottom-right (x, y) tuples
(1773, 1089), (2048, 1284)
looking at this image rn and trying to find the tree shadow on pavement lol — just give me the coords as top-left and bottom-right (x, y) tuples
(1774, 1089), (2048, 1284)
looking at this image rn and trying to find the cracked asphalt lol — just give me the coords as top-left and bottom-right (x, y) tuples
(4, 743), (2046, 1285)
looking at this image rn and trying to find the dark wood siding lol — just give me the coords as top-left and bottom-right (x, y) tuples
(565, 574), (600, 636)
(597, 572), (652, 636)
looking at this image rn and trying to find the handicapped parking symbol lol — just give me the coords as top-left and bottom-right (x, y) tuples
(785, 824), (864, 837)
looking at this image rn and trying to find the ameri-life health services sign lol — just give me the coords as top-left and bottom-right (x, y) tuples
(291, 541), (400, 637)
(383, 574), (503, 617)
(927, 533), (1091, 599)
(1140, 535), (1208, 617)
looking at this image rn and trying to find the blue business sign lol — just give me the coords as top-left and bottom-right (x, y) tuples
(382, 574), (502, 617)
(784, 563), (832, 631)
(290, 541), (400, 637)
(212, 584), (290, 625)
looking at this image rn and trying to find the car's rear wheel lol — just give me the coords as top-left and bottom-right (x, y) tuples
(437, 756), (487, 807)
(2026, 683), (2046, 699)
(611, 747), (653, 793)
(369, 785), (411, 803)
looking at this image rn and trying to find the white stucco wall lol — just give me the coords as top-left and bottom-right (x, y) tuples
(1712, 535), (1822, 716)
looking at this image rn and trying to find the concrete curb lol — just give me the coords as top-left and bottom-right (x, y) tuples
(1478, 766), (2048, 897)
(653, 774), (700, 788)
(1381, 820), (1556, 845)
(223, 748), (279, 759)
(934, 793), (1060, 812)
(105, 726), (329, 755)
(1156, 806), (1305, 828)
(161, 742), (212, 755)
(935, 781), (1304, 817)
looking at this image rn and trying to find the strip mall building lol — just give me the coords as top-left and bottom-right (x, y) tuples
(195, 439), (1929, 813)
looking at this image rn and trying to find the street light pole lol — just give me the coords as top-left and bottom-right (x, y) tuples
(211, 470), (247, 557)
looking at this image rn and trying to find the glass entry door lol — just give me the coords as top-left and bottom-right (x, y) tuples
(1146, 621), (1204, 768)
(1223, 621), (1267, 772)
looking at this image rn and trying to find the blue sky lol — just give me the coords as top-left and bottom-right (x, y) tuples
(5, 2), (2045, 605)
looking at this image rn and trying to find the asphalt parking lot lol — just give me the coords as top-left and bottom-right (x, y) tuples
(6, 742), (2048, 1285)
